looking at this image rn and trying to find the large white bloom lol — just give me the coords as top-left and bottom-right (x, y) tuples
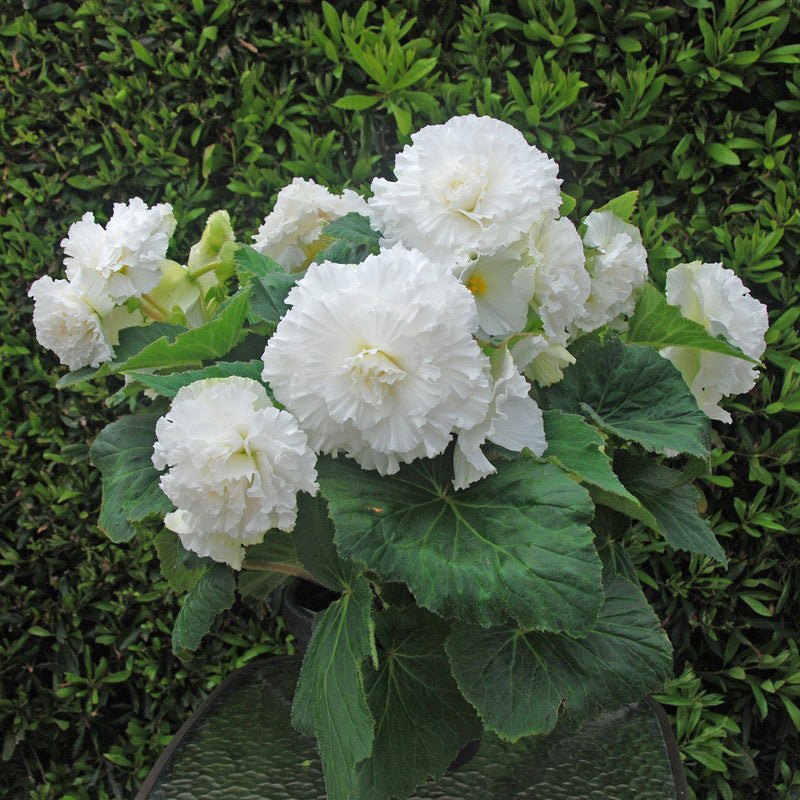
(62, 197), (176, 303)
(261, 246), (493, 474)
(454, 349), (546, 490)
(152, 377), (318, 569)
(661, 261), (768, 422)
(572, 210), (648, 333)
(28, 272), (116, 370)
(252, 178), (368, 271)
(368, 115), (561, 267)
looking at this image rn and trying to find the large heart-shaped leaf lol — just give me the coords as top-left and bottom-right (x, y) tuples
(290, 493), (375, 800)
(546, 337), (710, 458)
(356, 608), (481, 800)
(318, 454), (601, 635)
(446, 576), (673, 741)
(89, 414), (171, 542)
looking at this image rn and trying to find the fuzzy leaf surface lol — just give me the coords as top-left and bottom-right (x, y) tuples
(319, 454), (601, 634)
(446, 576), (673, 741)
(356, 608), (481, 800)
(172, 563), (235, 655)
(89, 414), (171, 542)
(546, 337), (710, 457)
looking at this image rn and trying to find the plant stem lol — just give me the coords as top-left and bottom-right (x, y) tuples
(140, 293), (169, 322)
(187, 260), (220, 280)
(241, 560), (319, 584)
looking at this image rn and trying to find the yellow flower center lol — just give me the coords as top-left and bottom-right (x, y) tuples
(466, 274), (487, 296)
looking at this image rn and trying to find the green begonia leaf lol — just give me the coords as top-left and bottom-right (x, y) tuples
(322, 212), (382, 248)
(546, 337), (710, 458)
(614, 453), (727, 565)
(237, 529), (312, 599)
(237, 570), (290, 601)
(154, 529), (205, 594)
(172, 563), (235, 656)
(89, 414), (171, 542)
(626, 283), (757, 361)
(234, 245), (285, 276)
(291, 579), (375, 800)
(356, 608), (481, 800)
(596, 190), (638, 222)
(446, 576), (673, 741)
(234, 245), (296, 325)
(112, 290), (250, 373)
(128, 359), (264, 398)
(542, 410), (640, 505)
(318, 454), (602, 635)
(291, 493), (361, 592)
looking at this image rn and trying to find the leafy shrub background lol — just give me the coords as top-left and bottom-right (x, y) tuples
(2, 1), (798, 798)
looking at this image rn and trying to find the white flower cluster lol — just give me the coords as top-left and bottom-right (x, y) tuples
(41, 115), (766, 573)
(365, 115), (649, 385)
(252, 178), (368, 271)
(29, 198), (175, 369)
(152, 377), (318, 569)
(661, 262), (768, 422)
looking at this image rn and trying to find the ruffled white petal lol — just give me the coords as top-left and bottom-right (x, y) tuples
(368, 115), (561, 267)
(454, 350), (546, 490)
(661, 261), (768, 422)
(572, 210), (648, 333)
(152, 377), (318, 569)
(458, 250), (534, 337)
(262, 245), (493, 474)
(252, 178), (368, 271)
(62, 197), (176, 303)
(28, 274), (115, 370)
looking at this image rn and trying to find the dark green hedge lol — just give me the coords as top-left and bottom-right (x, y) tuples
(2, 1), (798, 798)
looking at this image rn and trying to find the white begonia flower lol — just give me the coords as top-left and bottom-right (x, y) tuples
(261, 245), (493, 475)
(458, 249), (535, 337)
(571, 210), (648, 333)
(465, 214), (590, 340)
(152, 377), (318, 570)
(511, 335), (576, 387)
(368, 115), (562, 267)
(454, 349), (547, 490)
(252, 178), (368, 272)
(526, 216), (590, 342)
(661, 261), (768, 423)
(28, 271), (116, 370)
(62, 197), (176, 303)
